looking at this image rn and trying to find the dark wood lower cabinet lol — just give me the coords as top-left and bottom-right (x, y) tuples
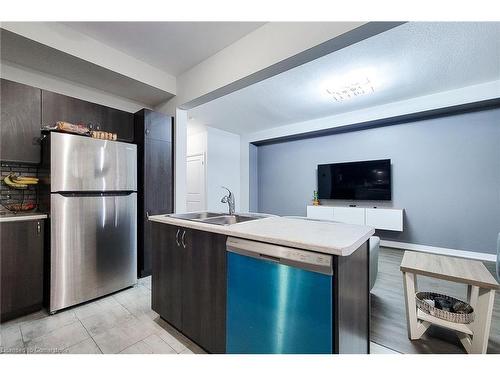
(151, 223), (227, 353)
(182, 228), (227, 354)
(151, 223), (182, 329)
(1, 220), (44, 322)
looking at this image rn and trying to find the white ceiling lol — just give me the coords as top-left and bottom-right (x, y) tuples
(62, 22), (266, 76)
(188, 22), (500, 135)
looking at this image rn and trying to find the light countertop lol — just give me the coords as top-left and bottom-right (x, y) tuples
(0, 212), (48, 223)
(148, 214), (375, 256)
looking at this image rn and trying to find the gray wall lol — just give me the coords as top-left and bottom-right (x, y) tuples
(249, 143), (259, 212)
(255, 107), (500, 254)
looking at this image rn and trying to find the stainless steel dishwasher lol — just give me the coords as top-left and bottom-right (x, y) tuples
(226, 237), (333, 354)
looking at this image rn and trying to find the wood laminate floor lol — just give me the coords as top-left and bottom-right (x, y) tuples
(371, 247), (499, 354)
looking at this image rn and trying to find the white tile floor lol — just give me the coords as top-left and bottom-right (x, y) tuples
(0, 276), (397, 354)
(0, 277), (204, 354)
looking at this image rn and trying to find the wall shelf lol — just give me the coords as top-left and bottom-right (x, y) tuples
(307, 205), (403, 231)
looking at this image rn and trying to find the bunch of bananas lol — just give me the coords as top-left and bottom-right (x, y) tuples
(2, 174), (39, 189)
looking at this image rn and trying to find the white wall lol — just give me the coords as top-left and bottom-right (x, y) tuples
(239, 136), (251, 212)
(186, 124), (241, 213)
(186, 124), (208, 156)
(206, 127), (240, 213)
(1, 60), (149, 112)
(175, 109), (188, 213)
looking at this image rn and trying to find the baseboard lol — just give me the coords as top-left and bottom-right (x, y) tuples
(380, 240), (496, 262)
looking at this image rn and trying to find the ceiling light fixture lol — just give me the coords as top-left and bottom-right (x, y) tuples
(325, 77), (375, 102)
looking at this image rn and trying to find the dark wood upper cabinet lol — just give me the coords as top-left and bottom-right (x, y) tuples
(1, 80), (135, 163)
(0, 79), (42, 163)
(41, 90), (101, 126)
(41, 90), (134, 142)
(135, 109), (173, 278)
(144, 109), (172, 141)
(151, 223), (227, 354)
(1, 219), (44, 322)
(100, 105), (135, 142)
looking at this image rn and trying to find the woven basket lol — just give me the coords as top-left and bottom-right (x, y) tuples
(415, 292), (475, 324)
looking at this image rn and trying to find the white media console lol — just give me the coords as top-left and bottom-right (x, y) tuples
(306, 205), (404, 231)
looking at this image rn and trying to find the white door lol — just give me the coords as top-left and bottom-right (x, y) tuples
(186, 154), (206, 212)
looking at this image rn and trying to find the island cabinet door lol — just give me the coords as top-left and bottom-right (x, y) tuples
(151, 223), (182, 330)
(181, 228), (227, 354)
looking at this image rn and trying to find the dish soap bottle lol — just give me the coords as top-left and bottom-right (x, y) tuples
(313, 190), (320, 206)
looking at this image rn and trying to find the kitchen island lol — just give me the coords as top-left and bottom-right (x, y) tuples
(148, 213), (375, 354)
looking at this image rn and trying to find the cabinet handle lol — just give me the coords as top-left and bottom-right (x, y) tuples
(181, 230), (186, 248)
(175, 229), (181, 247)
(36, 221), (41, 234)
(145, 129), (150, 135)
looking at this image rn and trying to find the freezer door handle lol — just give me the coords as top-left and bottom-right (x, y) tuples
(58, 191), (136, 197)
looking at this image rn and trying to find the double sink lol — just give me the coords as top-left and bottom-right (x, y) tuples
(168, 212), (267, 226)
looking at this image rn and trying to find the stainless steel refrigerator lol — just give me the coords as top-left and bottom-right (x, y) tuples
(45, 132), (137, 313)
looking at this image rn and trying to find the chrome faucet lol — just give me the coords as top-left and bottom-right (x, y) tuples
(221, 186), (235, 215)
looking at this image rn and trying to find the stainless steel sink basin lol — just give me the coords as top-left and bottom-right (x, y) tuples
(168, 212), (223, 220)
(167, 212), (267, 226)
(201, 215), (259, 226)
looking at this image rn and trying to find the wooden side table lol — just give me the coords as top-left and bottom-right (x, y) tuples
(400, 251), (499, 354)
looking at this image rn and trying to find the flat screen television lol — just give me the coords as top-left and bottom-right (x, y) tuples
(317, 159), (391, 200)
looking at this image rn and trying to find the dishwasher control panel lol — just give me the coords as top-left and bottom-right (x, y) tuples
(227, 237), (333, 275)
(284, 249), (332, 267)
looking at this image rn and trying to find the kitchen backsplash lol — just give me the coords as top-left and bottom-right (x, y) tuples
(0, 162), (39, 213)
